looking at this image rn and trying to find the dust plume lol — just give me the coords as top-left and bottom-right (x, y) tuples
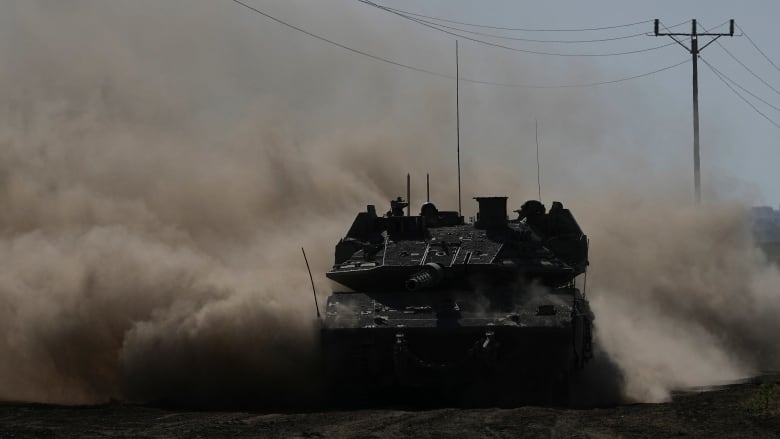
(580, 198), (780, 402)
(0, 0), (466, 405)
(1, 0), (778, 408)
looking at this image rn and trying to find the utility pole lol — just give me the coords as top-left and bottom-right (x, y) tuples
(654, 19), (734, 204)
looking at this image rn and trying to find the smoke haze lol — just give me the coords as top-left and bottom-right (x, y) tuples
(0, 1), (777, 405)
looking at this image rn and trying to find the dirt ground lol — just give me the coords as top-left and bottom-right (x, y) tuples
(1, 379), (779, 439)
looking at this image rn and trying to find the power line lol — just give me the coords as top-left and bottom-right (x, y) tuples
(229, 0), (689, 89)
(701, 58), (780, 114)
(737, 24), (780, 74)
(694, 20), (731, 34)
(462, 59), (689, 88)
(391, 14), (660, 44)
(367, 2), (652, 33)
(693, 20), (780, 98)
(358, 0), (676, 57)
(228, 0), (447, 77)
(702, 57), (780, 129)
(716, 41), (780, 97)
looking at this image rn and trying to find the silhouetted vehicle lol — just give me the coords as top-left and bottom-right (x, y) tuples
(752, 206), (780, 264)
(322, 195), (594, 404)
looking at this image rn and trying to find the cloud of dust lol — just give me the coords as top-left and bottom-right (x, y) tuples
(579, 198), (780, 402)
(1, 1), (777, 407)
(0, 0), (471, 406)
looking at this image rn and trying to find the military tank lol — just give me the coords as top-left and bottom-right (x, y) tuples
(321, 195), (594, 403)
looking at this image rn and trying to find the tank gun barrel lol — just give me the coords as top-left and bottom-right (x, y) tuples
(405, 263), (444, 291)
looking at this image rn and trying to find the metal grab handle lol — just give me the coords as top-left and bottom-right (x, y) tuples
(393, 331), (496, 372)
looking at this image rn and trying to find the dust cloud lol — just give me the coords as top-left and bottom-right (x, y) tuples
(0, 0), (458, 405)
(0, 1), (778, 407)
(581, 199), (780, 402)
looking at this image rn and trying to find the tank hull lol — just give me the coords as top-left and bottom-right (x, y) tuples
(321, 289), (593, 403)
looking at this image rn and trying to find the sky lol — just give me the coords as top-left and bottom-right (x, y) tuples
(226, 0), (780, 206)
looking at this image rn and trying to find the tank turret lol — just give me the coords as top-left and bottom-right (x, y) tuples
(326, 196), (587, 291)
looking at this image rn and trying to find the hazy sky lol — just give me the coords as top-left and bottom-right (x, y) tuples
(229, 0), (780, 206)
(3, 0), (777, 205)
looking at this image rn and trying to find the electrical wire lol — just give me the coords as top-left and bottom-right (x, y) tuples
(693, 20), (780, 98)
(694, 20), (731, 34)
(717, 42), (780, 97)
(358, 0), (676, 57)
(229, 0), (447, 77)
(367, 2), (652, 32)
(737, 24), (780, 73)
(402, 15), (650, 43)
(659, 19), (729, 49)
(702, 57), (780, 129)
(461, 59), (689, 88)
(228, 0), (688, 89)
(389, 14), (669, 44)
(701, 58), (780, 114)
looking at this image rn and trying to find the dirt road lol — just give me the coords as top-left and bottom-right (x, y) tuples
(1, 380), (778, 438)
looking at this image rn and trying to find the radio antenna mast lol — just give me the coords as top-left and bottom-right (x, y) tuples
(426, 173), (430, 202)
(536, 119), (542, 202)
(301, 247), (320, 318)
(406, 173), (411, 216)
(456, 40), (462, 216)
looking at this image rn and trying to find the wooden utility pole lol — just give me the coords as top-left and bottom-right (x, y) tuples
(654, 19), (734, 204)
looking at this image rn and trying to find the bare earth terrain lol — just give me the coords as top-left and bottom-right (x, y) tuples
(1, 379), (779, 439)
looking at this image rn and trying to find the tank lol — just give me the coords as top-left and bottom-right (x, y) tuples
(321, 195), (594, 403)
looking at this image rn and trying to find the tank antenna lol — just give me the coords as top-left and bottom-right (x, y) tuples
(456, 40), (462, 216)
(406, 173), (411, 216)
(301, 247), (320, 318)
(582, 238), (590, 299)
(535, 119), (542, 203)
(426, 173), (430, 202)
